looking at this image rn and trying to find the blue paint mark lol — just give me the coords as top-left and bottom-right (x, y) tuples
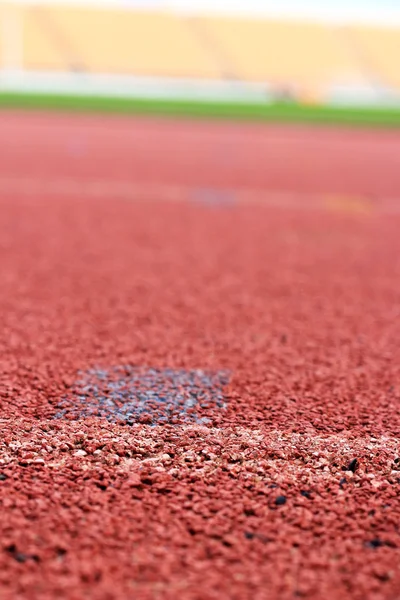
(191, 188), (236, 208)
(55, 366), (230, 425)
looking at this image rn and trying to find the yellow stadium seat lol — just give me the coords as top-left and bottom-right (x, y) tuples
(15, 5), (400, 96)
(349, 26), (400, 89)
(23, 6), (223, 78)
(0, 3), (24, 71)
(0, 8), (4, 69)
(199, 17), (366, 90)
(23, 5), (72, 71)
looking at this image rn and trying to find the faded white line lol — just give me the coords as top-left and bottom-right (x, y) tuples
(1, 175), (399, 213)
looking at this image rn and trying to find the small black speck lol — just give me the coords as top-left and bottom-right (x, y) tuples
(394, 457), (400, 464)
(141, 477), (153, 486)
(269, 483), (278, 489)
(366, 538), (384, 549)
(0, 473), (8, 481)
(300, 490), (311, 499)
(14, 553), (27, 563)
(339, 477), (347, 489)
(244, 531), (271, 543)
(5, 544), (39, 564)
(275, 495), (287, 506)
(95, 482), (107, 491)
(347, 459), (358, 473)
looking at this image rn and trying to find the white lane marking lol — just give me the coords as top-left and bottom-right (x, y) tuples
(1, 175), (399, 213)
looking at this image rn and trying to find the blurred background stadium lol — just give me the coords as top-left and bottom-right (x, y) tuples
(1, 0), (400, 107)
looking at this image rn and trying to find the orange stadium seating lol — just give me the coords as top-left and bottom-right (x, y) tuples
(349, 25), (400, 90)
(199, 17), (365, 87)
(23, 6), (223, 78)
(0, 5), (399, 96)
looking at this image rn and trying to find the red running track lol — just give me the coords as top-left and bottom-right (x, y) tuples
(1, 111), (400, 600)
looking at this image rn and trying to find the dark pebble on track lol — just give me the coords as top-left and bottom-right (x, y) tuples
(347, 458), (358, 473)
(5, 546), (27, 563)
(275, 495), (287, 506)
(365, 539), (384, 549)
(15, 553), (28, 564)
(300, 490), (311, 499)
(5, 544), (40, 564)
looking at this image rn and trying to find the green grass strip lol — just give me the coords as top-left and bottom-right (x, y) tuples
(1, 91), (400, 127)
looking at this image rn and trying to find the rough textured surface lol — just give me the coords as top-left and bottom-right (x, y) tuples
(1, 112), (400, 600)
(55, 366), (229, 425)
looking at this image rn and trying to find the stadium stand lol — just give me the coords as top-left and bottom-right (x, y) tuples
(1, 5), (400, 97)
(23, 6), (223, 78)
(198, 18), (366, 90)
(349, 26), (400, 90)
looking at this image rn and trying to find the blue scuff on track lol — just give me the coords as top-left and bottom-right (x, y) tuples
(55, 366), (230, 425)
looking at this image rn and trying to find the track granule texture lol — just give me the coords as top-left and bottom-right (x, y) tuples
(56, 366), (229, 425)
(1, 112), (400, 600)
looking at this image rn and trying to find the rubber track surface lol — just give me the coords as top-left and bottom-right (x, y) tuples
(1, 112), (400, 600)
